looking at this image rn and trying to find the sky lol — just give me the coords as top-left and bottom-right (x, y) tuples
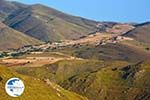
(10, 0), (150, 23)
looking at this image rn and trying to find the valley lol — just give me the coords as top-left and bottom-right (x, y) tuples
(0, 0), (150, 100)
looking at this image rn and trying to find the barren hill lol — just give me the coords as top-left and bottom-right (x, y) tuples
(0, 22), (41, 50)
(4, 4), (98, 41)
(124, 22), (150, 43)
(0, 0), (27, 21)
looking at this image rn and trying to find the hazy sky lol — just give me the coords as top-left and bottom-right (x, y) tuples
(10, 0), (150, 22)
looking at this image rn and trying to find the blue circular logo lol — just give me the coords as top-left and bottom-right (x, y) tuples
(5, 78), (25, 97)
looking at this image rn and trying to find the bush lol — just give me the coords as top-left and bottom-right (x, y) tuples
(145, 47), (150, 51)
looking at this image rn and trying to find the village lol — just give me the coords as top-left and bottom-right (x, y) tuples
(0, 31), (134, 59)
(0, 23), (135, 58)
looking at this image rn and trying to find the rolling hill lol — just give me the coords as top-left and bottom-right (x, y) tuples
(0, 1), (149, 100)
(62, 60), (150, 100)
(0, 22), (41, 50)
(51, 43), (150, 62)
(12, 59), (108, 84)
(10, 59), (150, 100)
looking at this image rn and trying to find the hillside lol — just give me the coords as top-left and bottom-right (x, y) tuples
(62, 60), (150, 100)
(0, 65), (87, 100)
(0, 52), (129, 85)
(0, 0), (27, 21)
(0, 22), (41, 50)
(4, 4), (98, 41)
(124, 22), (150, 43)
(51, 43), (150, 62)
(11, 59), (108, 83)
(0, 1), (149, 100)
(9, 59), (150, 100)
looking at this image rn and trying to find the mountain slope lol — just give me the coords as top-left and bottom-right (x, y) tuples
(0, 65), (87, 100)
(11, 59), (150, 100)
(13, 60), (107, 84)
(124, 22), (150, 43)
(0, 0), (27, 21)
(51, 43), (150, 62)
(62, 60), (150, 100)
(4, 4), (98, 41)
(0, 22), (41, 50)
